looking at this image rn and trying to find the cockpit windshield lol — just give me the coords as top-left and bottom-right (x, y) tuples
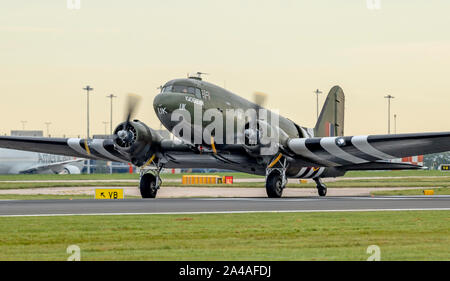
(162, 84), (203, 99)
(162, 85), (172, 93)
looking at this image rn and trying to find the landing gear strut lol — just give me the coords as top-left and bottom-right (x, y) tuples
(139, 164), (162, 198)
(314, 177), (327, 197)
(265, 156), (287, 198)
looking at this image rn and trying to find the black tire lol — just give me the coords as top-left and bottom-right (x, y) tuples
(140, 173), (158, 198)
(317, 184), (327, 197)
(266, 171), (284, 198)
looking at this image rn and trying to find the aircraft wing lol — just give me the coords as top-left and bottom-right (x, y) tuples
(19, 159), (84, 174)
(0, 136), (129, 163)
(287, 132), (450, 167)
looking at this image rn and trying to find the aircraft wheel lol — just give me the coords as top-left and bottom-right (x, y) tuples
(266, 171), (284, 198)
(314, 177), (327, 196)
(140, 173), (158, 198)
(317, 183), (327, 196)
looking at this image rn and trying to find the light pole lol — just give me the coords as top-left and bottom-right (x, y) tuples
(44, 122), (51, 137)
(83, 85), (93, 174)
(106, 94), (117, 134)
(83, 85), (94, 139)
(20, 120), (27, 130)
(384, 94), (395, 134)
(314, 89), (322, 121)
(394, 114), (397, 134)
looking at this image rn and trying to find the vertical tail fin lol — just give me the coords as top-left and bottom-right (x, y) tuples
(314, 86), (345, 137)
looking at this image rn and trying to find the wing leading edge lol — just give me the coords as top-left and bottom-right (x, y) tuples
(0, 136), (129, 163)
(287, 131), (450, 167)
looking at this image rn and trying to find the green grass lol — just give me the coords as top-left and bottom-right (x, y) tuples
(0, 172), (262, 181)
(0, 181), (140, 190)
(344, 170), (450, 177)
(371, 187), (450, 196)
(0, 194), (140, 200)
(0, 194), (95, 200)
(0, 211), (448, 261)
(1, 170), (449, 182)
(0, 169), (447, 181)
(0, 173), (139, 181)
(320, 178), (450, 188)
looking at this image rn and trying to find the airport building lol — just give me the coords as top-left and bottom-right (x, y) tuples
(11, 130), (43, 137)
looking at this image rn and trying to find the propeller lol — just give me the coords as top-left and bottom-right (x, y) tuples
(114, 93), (142, 148)
(253, 92), (268, 107)
(124, 93), (142, 126)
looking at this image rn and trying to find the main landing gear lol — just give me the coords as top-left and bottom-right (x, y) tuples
(139, 165), (162, 198)
(313, 177), (327, 197)
(266, 170), (286, 198)
(265, 156), (287, 198)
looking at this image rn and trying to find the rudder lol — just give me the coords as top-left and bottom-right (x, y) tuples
(314, 86), (345, 137)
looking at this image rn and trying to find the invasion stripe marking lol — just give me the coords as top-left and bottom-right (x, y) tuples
(90, 139), (125, 162)
(67, 138), (92, 157)
(351, 135), (395, 160)
(288, 139), (338, 166)
(302, 168), (316, 178)
(305, 140), (354, 166)
(293, 167), (307, 178)
(320, 137), (367, 164)
(308, 167), (325, 178)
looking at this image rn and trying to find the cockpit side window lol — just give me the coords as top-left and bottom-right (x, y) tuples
(195, 88), (202, 99)
(162, 85), (172, 93)
(188, 87), (196, 94)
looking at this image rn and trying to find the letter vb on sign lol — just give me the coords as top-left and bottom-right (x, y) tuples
(95, 188), (124, 200)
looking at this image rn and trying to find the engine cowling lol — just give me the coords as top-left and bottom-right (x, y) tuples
(243, 120), (288, 156)
(59, 165), (81, 174)
(113, 120), (162, 166)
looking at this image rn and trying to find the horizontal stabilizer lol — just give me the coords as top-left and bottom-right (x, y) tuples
(288, 132), (450, 167)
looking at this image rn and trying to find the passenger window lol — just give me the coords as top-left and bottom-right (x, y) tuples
(163, 85), (172, 93)
(188, 87), (196, 94)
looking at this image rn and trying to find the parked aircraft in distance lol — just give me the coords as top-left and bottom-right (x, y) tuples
(0, 148), (83, 174)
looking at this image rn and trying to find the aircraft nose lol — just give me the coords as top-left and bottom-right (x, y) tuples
(153, 93), (172, 111)
(153, 92), (178, 119)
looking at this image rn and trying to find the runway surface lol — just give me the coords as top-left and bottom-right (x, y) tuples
(0, 196), (449, 216)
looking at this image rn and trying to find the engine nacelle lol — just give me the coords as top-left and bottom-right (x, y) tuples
(113, 120), (162, 166)
(59, 165), (81, 174)
(243, 120), (289, 156)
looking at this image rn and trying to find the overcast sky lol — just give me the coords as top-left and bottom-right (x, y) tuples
(1, 0), (450, 137)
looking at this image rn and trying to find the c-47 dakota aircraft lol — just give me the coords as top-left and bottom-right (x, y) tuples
(1, 74), (450, 198)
